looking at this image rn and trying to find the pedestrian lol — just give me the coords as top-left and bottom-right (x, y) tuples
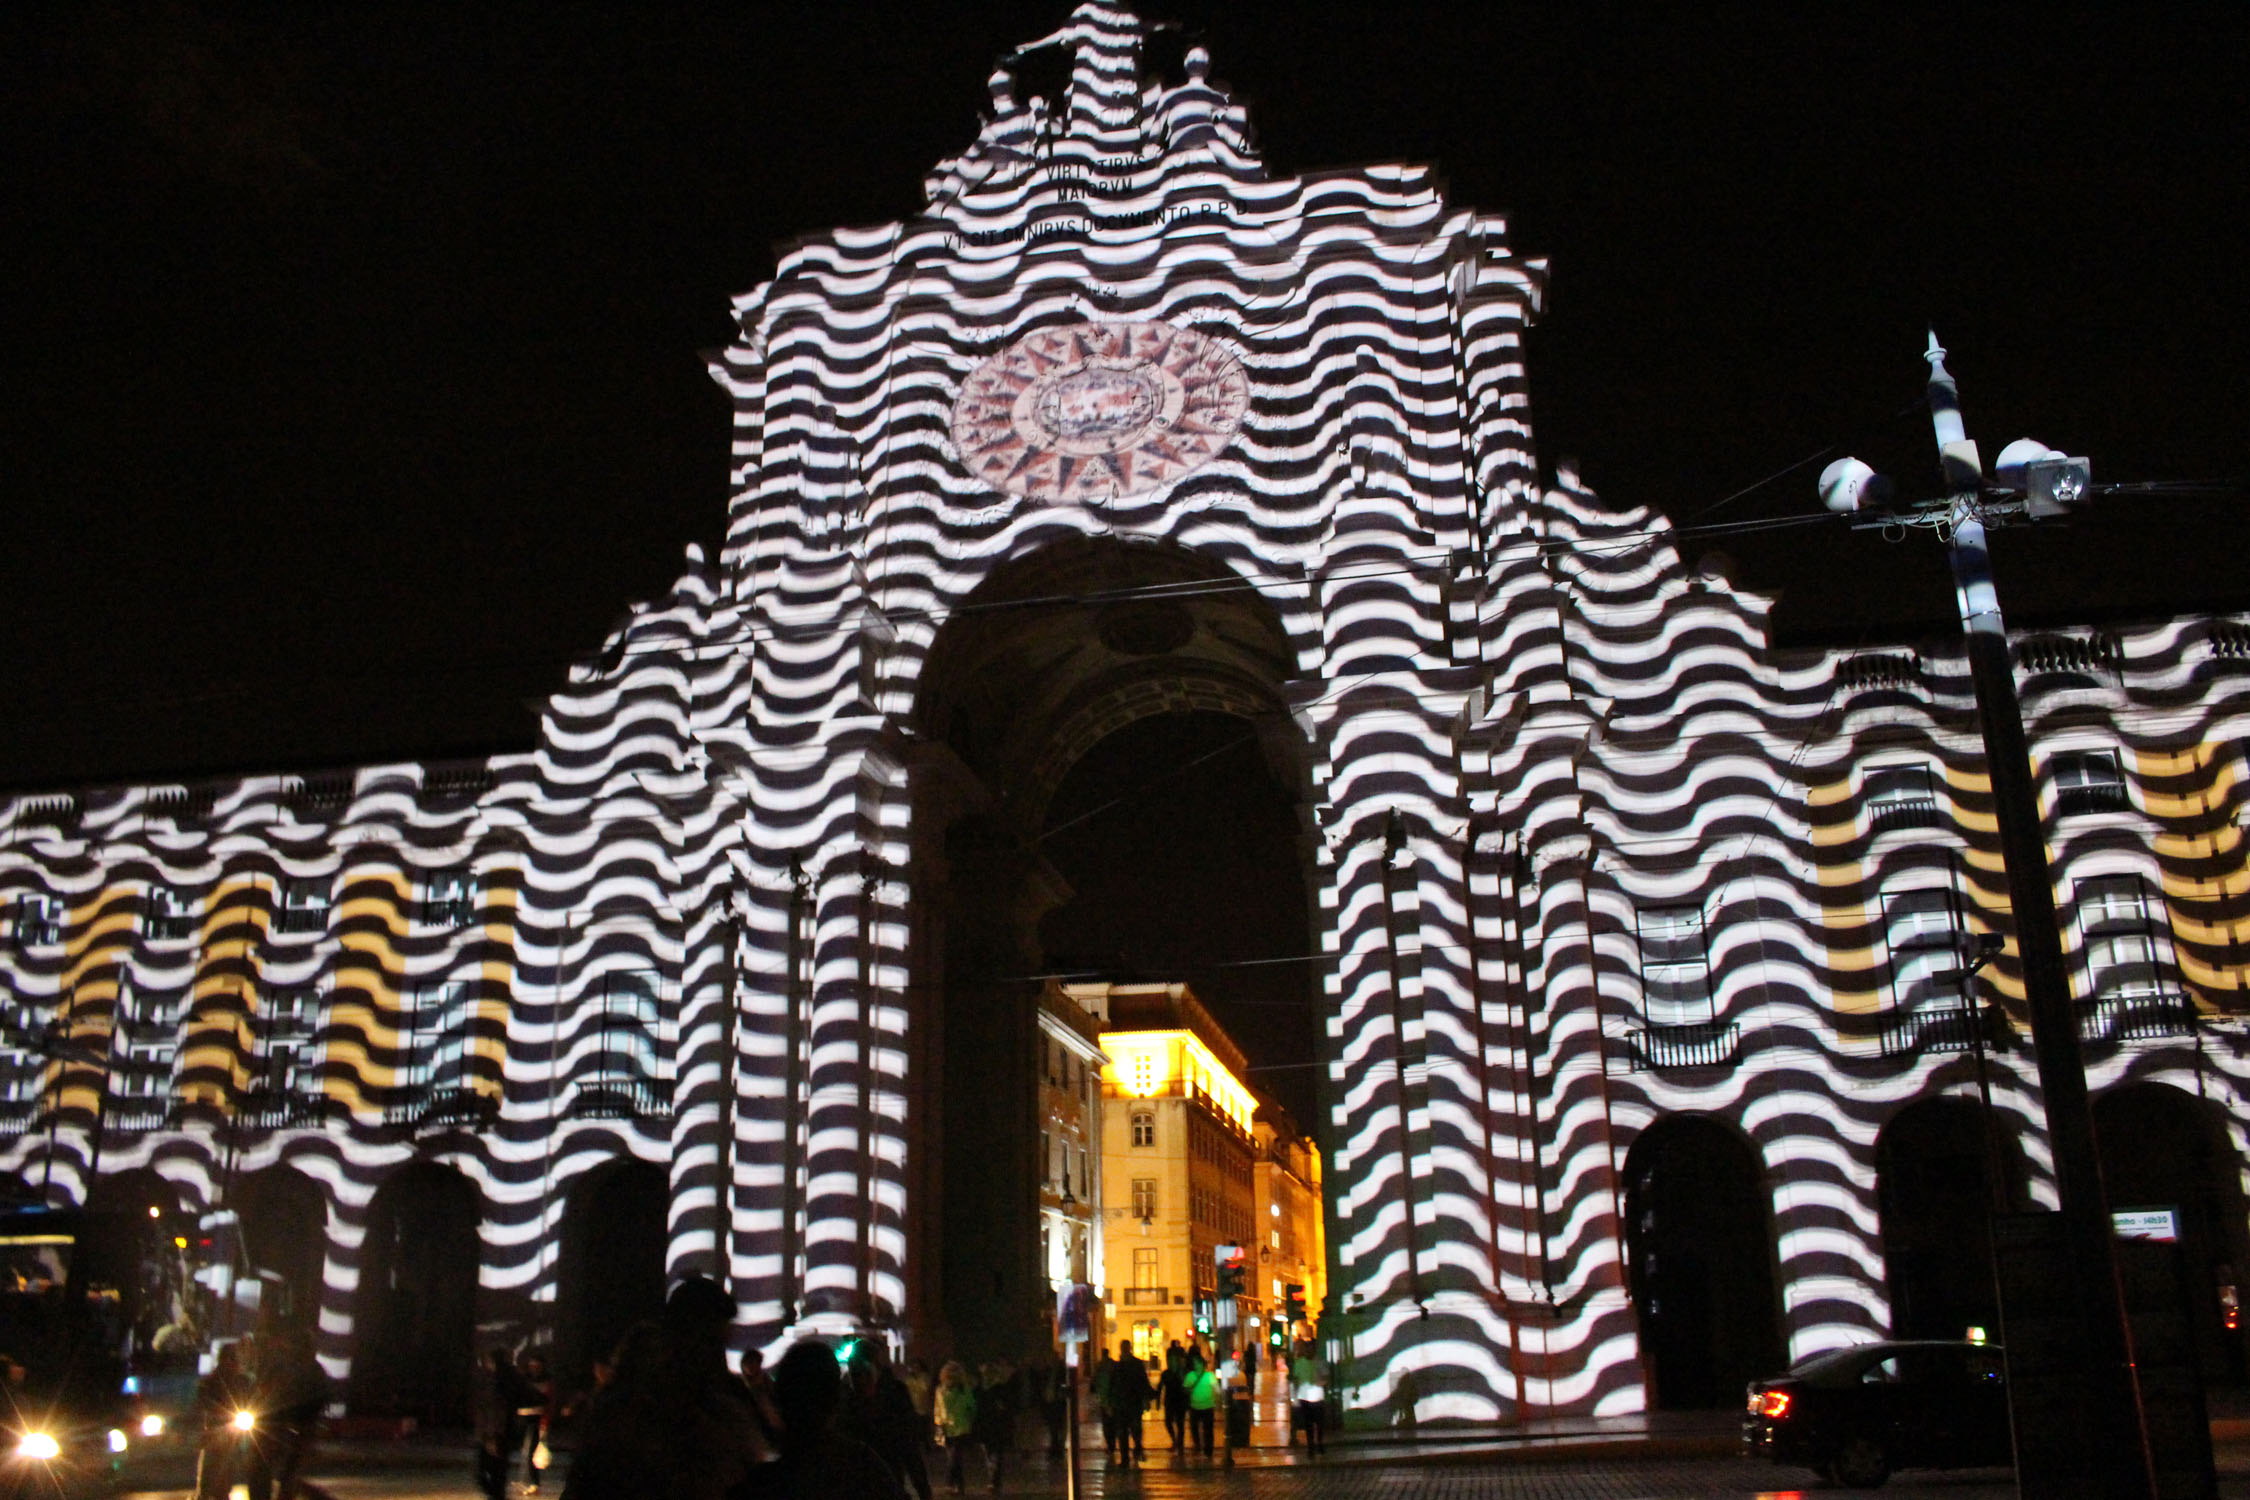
(740, 1346), (785, 1451)
(516, 1350), (555, 1492)
(1289, 1343), (1326, 1458)
(472, 1347), (525, 1500)
(258, 1327), (336, 1500)
(1181, 1352), (1217, 1458)
(772, 1340), (903, 1499)
(1098, 1341), (1148, 1468)
(842, 1340), (931, 1500)
(1035, 1360), (1065, 1458)
(194, 1342), (258, 1500)
(1159, 1343), (1186, 1452)
(561, 1278), (775, 1500)
(971, 1362), (1014, 1493)
(933, 1360), (982, 1495)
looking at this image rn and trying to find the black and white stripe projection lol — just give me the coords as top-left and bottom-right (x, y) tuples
(6, 2), (2250, 1422)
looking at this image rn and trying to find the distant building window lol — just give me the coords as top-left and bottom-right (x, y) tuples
(1635, 904), (1713, 1026)
(10, 895), (63, 952)
(2051, 750), (2129, 817)
(277, 876), (331, 936)
(1131, 1053), (1155, 1093)
(2075, 875), (2173, 1002)
(143, 886), (197, 943)
(256, 986), (324, 1100)
(1866, 763), (1946, 836)
(1882, 882), (1965, 1015)
(1131, 1111), (1155, 1148)
(1132, 1178), (1158, 1219)
(422, 869), (477, 928)
(1132, 1247), (1158, 1289)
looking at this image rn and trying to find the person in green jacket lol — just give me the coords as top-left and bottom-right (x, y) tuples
(1181, 1353), (1218, 1457)
(935, 1361), (983, 1494)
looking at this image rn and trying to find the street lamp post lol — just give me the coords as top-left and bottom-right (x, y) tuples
(1822, 336), (2154, 1500)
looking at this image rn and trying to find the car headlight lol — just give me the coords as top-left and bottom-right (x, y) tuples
(139, 1414), (165, 1438)
(16, 1432), (60, 1461)
(106, 1429), (127, 1454)
(231, 1410), (256, 1433)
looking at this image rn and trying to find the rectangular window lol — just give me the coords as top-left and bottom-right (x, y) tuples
(143, 886), (197, 943)
(422, 868), (477, 928)
(1866, 763), (1945, 836)
(1131, 1052), (1155, 1093)
(2076, 875), (2173, 1001)
(1882, 883), (1965, 1014)
(1132, 1247), (1159, 1289)
(1131, 1178), (1157, 1219)
(10, 896), (63, 952)
(110, 984), (180, 1126)
(2052, 750), (2129, 817)
(1635, 904), (1713, 1025)
(276, 876), (332, 936)
(1130, 1111), (1154, 1148)
(402, 981), (473, 1093)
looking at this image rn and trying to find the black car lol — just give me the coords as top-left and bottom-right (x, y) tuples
(1743, 1339), (2011, 1488)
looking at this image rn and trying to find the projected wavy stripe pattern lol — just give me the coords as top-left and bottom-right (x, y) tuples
(6, 1), (2250, 1421)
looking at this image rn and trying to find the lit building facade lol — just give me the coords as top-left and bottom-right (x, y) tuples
(1038, 983), (1106, 1317)
(1253, 1108), (1324, 1354)
(1087, 983), (1257, 1358)
(5, 0), (2250, 1427)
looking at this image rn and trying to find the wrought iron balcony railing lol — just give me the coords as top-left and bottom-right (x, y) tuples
(2074, 990), (2197, 1046)
(237, 1090), (330, 1130)
(1869, 798), (1948, 836)
(1628, 1019), (1741, 1072)
(1119, 1287), (1170, 1307)
(570, 1076), (673, 1121)
(385, 1086), (498, 1129)
(1878, 1004), (1991, 1059)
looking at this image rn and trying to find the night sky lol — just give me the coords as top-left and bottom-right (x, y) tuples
(6, 4), (2248, 1105)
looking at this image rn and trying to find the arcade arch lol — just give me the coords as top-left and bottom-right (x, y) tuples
(554, 1158), (668, 1388)
(904, 536), (1314, 1361)
(349, 1160), (479, 1422)
(1623, 1115), (1783, 1409)
(1876, 1096), (2021, 1341)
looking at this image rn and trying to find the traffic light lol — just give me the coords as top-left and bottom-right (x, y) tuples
(1214, 1244), (1245, 1302)
(1285, 1283), (1306, 1322)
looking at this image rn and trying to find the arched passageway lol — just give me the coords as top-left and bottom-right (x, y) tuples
(2095, 1082), (2250, 1384)
(907, 536), (1311, 1362)
(1878, 1096), (2018, 1340)
(233, 1164), (327, 1332)
(553, 1159), (667, 1388)
(349, 1160), (480, 1423)
(1623, 1115), (1784, 1409)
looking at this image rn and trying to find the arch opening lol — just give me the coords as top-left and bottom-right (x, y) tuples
(905, 536), (1314, 1364)
(1877, 1097), (2019, 1341)
(1623, 1115), (1784, 1410)
(233, 1164), (327, 1334)
(349, 1160), (480, 1423)
(553, 1158), (668, 1391)
(2095, 1082), (2250, 1385)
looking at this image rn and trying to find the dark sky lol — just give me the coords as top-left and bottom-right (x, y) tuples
(6, 4), (2247, 792)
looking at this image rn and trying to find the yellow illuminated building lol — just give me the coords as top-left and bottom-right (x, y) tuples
(1067, 980), (1321, 1361)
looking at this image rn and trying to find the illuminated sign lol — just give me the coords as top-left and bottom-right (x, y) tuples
(2112, 1208), (2180, 1242)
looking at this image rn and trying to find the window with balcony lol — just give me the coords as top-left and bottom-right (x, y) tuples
(393, 980), (481, 1124)
(1131, 1178), (1157, 1219)
(1131, 1110), (1155, 1148)
(2073, 874), (2191, 1041)
(143, 886), (197, 943)
(422, 868), (477, 929)
(10, 896), (63, 952)
(1877, 880), (1980, 1056)
(0, 1001), (43, 1131)
(276, 876), (332, 936)
(1866, 763), (1946, 836)
(2051, 750), (2129, 817)
(108, 984), (179, 1130)
(245, 987), (324, 1127)
(1635, 904), (1713, 1026)
(574, 970), (669, 1119)
(1631, 902), (1739, 1070)
(1133, 1247), (1158, 1288)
